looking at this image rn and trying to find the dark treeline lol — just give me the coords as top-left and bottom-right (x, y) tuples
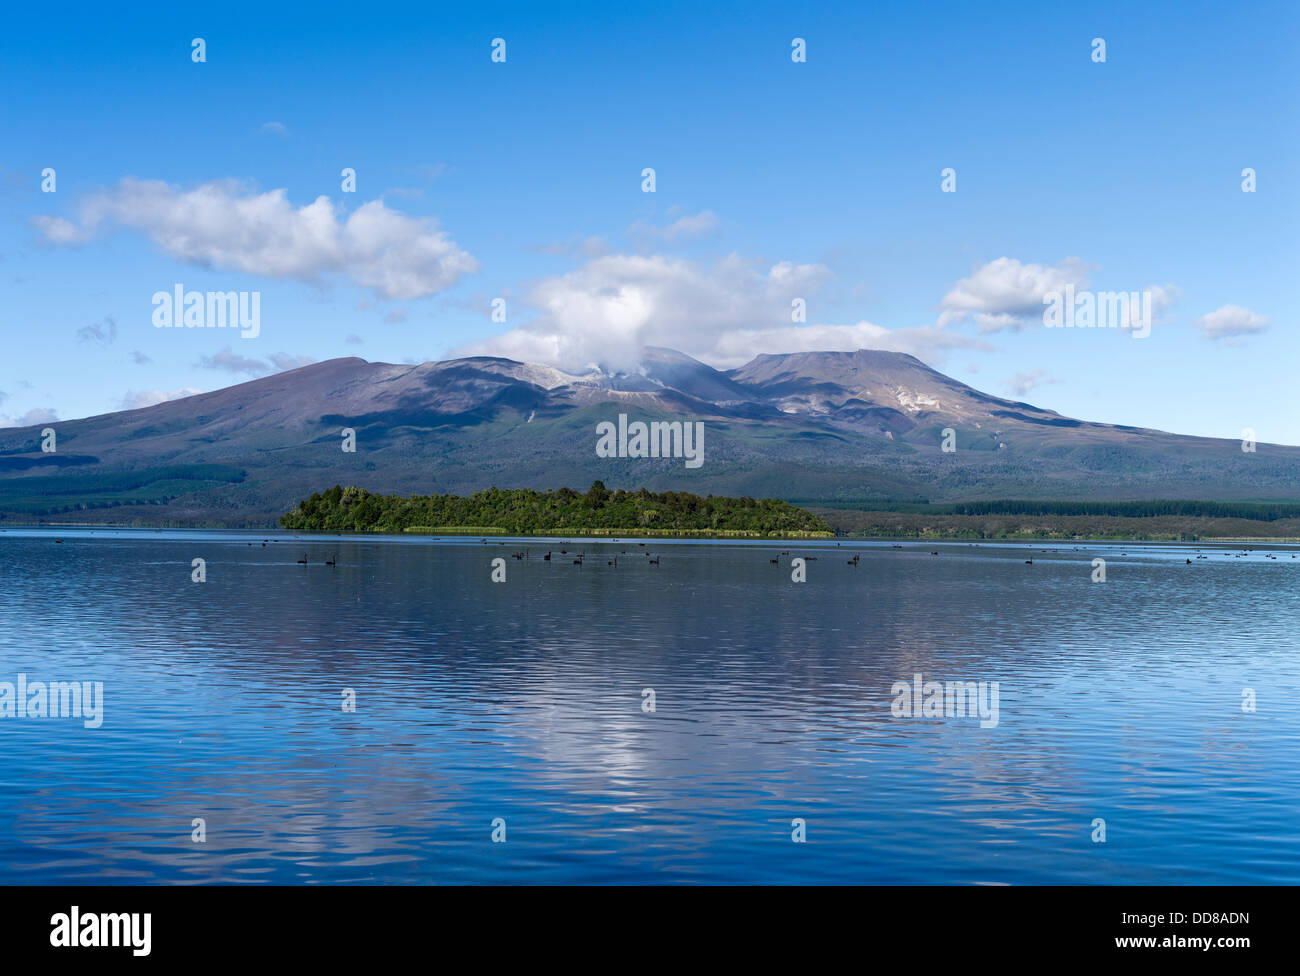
(0, 464), (247, 516)
(281, 482), (834, 535)
(948, 499), (1300, 521)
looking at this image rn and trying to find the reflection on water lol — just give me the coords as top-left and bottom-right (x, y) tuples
(1, 528), (1297, 884)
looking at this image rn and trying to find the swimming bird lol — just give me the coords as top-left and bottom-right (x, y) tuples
(297, 555), (308, 564)
(1024, 559), (1033, 564)
(543, 552), (551, 561)
(325, 555), (337, 566)
(648, 556), (660, 565)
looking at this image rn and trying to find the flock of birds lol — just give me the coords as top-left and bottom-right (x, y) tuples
(502, 545), (662, 567)
(31, 533), (1299, 569)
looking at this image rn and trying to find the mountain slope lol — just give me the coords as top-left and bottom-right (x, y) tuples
(0, 349), (1295, 526)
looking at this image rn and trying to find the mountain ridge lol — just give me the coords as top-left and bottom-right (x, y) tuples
(0, 348), (1295, 526)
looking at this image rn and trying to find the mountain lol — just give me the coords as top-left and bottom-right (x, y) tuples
(0, 347), (1296, 526)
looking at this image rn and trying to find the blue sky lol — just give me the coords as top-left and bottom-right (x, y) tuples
(2, 0), (1297, 442)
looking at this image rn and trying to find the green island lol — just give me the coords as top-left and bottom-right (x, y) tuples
(280, 482), (834, 537)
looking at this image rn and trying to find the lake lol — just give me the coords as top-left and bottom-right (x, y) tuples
(1, 527), (1297, 884)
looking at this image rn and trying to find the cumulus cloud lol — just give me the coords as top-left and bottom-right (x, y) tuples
(454, 252), (983, 371)
(938, 257), (1182, 335)
(0, 407), (59, 429)
(345, 333), (363, 345)
(194, 346), (316, 376)
(1197, 304), (1269, 341)
(32, 178), (478, 300)
(938, 257), (1091, 332)
(119, 388), (204, 410)
(258, 121), (288, 135)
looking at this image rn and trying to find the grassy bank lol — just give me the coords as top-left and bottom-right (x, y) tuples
(401, 525), (832, 538)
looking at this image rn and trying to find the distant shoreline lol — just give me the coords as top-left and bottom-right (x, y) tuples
(6, 523), (1300, 546)
(398, 526), (832, 538)
(813, 507), (1300, 542)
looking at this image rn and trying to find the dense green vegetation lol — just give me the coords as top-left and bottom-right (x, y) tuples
(0, 464), (247, 516)
(281, 482), (834, 536)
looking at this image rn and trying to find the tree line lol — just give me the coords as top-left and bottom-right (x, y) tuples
(281, 482), (833, 535)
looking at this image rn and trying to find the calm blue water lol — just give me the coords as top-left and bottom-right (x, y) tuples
(0, 527), (1297, 884)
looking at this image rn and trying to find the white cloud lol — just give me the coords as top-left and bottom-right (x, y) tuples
(1122, 283), (1180, 331)
(1003, 368), (1055, 397)
(119, 388), (204, 410)
(32, 178), (478, 300)
(939, 257), (1090, 332)
(258, 121), (288, 135)
(1197, 304), (1269, 341)
(0, 407), (59, 429)
(454, 252), (983, 370)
